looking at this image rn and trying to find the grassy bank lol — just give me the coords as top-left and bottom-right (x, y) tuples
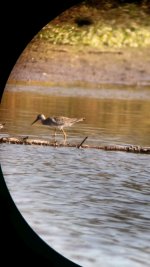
(35, 1), (150, 49)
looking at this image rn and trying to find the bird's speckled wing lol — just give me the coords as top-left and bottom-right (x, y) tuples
(44, 117), (61, 126)
(52, 116), (67, 125)
(45, 116), (84, 127)
(54, 116), (84, 126)
(45, 116), (67, 126)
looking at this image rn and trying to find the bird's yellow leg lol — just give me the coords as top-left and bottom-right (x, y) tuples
(54, 128), (57, 138)
(62, 128), (67, 144)
(52, 128), (57, 142)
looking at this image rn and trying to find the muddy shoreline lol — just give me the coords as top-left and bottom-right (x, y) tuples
(7, 40), (150, 87)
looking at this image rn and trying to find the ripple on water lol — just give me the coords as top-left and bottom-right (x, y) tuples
(1, 143), (150, 267)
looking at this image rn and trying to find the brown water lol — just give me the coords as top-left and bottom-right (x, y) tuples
(0, 84), (150, 267)
(1, 84), (150, 146)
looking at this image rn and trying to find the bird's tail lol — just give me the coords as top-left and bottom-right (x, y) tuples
(77, 117), (85, 122)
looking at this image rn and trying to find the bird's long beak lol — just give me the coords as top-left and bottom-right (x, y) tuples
(31, 118), (39, 125)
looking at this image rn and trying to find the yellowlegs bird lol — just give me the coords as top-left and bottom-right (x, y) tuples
(31, 114), (85, 142)
(0, 123), (5, 129)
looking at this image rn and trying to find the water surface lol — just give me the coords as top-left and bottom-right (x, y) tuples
(0, 84), (150, 267)
(1, 84), (150, 146)
(1, 143), (150, 267)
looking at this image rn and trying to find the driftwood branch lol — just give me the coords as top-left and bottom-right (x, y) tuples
(0, 136), (150, 154)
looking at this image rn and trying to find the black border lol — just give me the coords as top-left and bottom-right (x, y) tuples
(0, 1), (83, 266)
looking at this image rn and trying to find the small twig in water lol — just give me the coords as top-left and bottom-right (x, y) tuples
(77, 136), (88, 149)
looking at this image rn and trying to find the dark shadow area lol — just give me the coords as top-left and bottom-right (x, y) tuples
(0, 1), (83, 266)
(0, 0), (82, 99)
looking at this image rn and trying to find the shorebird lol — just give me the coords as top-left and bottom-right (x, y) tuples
(0, 123), (5, 129)
(31, 114), (85, 142)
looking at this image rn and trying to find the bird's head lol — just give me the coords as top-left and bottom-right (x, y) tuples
(31, 114), (45, 125)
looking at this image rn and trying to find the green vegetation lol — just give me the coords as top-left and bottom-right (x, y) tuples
(36, 1), (150, 48)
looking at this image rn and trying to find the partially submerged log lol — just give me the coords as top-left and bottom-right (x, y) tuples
(0, 136), (150, 154)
